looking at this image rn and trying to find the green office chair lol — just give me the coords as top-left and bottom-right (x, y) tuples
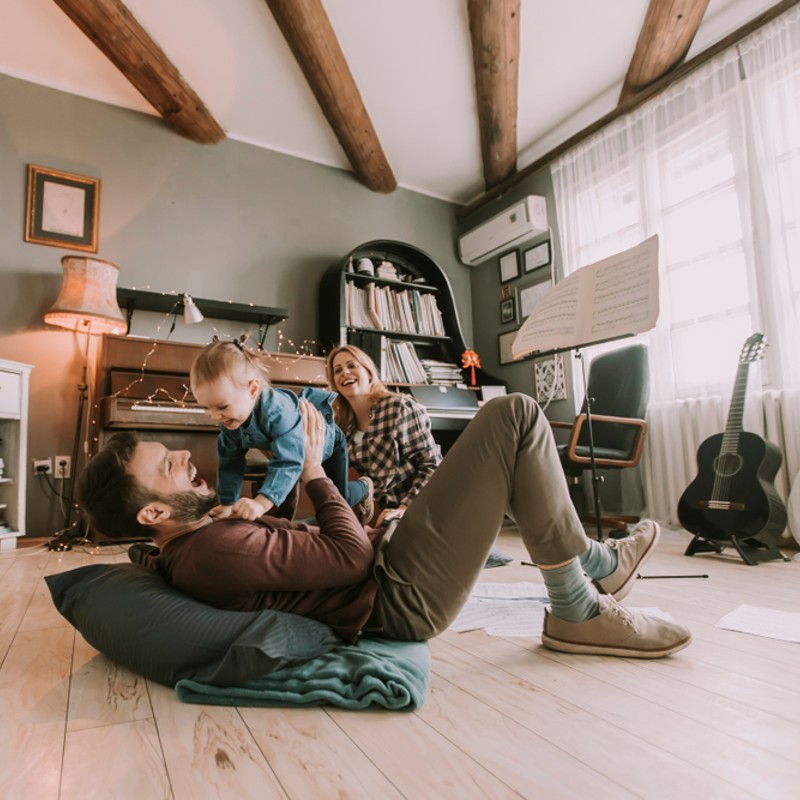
(550, 345), (650, 538)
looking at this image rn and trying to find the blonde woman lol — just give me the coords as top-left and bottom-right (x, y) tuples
(326, 345), (441, 526)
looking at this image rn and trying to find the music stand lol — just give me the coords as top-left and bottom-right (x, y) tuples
(511, 236), (664, 540)
(536, 334), (634, 541)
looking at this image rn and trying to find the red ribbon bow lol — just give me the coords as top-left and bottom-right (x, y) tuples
(461, 349), (481, 386)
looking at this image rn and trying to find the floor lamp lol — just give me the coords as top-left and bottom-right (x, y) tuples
(44, 256), (128, 551)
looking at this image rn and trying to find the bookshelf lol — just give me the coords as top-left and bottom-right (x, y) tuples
(319, 240), (501, 389)
(0, 359), (33, 550)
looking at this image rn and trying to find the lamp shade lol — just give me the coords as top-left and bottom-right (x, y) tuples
(44, 256), (128, 335)
(181, 293), (204, 325)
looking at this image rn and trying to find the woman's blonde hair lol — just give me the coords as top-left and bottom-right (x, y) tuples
(325, 344), (393, 433)
(190, 335), (272, 391)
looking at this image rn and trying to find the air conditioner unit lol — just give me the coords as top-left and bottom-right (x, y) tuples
(458, 195), (548, 266)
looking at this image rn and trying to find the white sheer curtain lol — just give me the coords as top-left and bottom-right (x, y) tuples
(552, 8), (800, 529)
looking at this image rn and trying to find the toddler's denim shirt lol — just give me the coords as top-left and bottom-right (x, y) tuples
(216, 386), (337, 506)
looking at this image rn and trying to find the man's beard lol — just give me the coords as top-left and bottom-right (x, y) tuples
(160, 489), (219, 523)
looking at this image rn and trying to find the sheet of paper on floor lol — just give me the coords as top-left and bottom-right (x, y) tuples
(717, 604), (800, 644)
(450, 582), (672, 637)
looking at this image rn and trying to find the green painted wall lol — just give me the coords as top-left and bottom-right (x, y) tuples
(0, 74), (468, 539)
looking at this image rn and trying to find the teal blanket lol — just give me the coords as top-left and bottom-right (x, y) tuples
(175, 638), (430, 711)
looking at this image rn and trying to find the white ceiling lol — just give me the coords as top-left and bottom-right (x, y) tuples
(0, 0), (779, 205)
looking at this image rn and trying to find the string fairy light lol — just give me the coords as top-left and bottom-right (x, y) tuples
(88, 297), (333, 451)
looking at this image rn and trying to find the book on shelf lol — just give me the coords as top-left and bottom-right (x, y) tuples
(388, 340), (427, 384)
(349, 331), (463, 386)
(346, 278), (447, 337)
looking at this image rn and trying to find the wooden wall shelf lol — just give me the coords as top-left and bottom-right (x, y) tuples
(117, 288), (289, 331)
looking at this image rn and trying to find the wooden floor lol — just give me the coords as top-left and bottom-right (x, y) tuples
(1, 527), (799, 800)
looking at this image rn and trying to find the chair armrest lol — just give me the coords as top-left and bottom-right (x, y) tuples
(549, 420), (572, 430)
(566, 413), (648, 468)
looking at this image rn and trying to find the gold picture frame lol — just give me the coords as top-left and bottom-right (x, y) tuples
(24, 164), (100, 252)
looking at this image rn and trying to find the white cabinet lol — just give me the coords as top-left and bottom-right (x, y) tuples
(0, 359), (33, 551)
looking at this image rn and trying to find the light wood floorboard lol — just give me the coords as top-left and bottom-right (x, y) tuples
(0, 529), (797, 799)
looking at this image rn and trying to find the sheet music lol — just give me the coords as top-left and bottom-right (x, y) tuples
(716, 604), (800, 644)
(513, 236), (660, 358)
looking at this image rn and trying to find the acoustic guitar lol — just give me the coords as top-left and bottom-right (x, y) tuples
(678, 333), (787, 564)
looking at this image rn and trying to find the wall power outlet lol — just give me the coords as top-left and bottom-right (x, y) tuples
(55, 455), (71, 479)
(33, 458), (52, 475)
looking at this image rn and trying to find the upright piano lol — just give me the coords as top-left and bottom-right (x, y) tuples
(93, 336), (329, 491)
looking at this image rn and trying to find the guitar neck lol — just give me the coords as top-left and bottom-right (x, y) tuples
(722, 361), (751, 450)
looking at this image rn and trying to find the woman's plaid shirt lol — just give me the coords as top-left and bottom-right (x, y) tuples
(347, 393), (441, 509)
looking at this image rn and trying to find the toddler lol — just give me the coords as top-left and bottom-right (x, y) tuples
(190, 336), (373, 522)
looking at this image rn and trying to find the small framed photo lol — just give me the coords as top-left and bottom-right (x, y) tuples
(498, 250), (520, 283)
(24, 164), (100, 252)
(500, 296), (516, 324)
(518, 279), (552, 320)
(524, 240), (551, 273)
(498, 329), (524, 365)
(500, 284), (514, 300)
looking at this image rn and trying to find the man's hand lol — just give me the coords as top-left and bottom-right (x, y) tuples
(229, 494), (275, 521)
(300, 398), (326, 483)
(376, 505), (406, 526)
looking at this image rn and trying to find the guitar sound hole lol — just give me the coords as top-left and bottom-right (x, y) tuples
(713, 453), (742, 478)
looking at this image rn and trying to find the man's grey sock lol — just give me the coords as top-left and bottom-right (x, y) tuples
(579, 539), (618, 580)
(541, 559), (600, 622)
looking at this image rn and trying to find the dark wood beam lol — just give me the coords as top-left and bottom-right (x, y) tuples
(263, 0), (397, 194)
(462, 0), (799, 216)
(467, 0), (521, 189)
(52, 0), (225, 144)
(619, 0), (709, 105)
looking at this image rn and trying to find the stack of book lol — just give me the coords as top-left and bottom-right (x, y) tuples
(376, 260), (400, 280)
(420, 359), (464, 386)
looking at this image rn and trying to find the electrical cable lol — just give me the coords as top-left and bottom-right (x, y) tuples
(0, 543), (50, 558)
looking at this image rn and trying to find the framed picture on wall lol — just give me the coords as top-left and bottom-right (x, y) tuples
(523, 240), (551, 273)
(498, 250), (520, 283)
(500, 296), (516, 324)
(519, 278), (552, 320)
(498, 329), (525, 365)
(24, 164), (100, 252)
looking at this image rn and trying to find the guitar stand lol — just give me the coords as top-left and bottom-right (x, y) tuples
(685, 533), (789, 566)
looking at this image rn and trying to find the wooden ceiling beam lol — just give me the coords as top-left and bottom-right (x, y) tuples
(619, 0), (710, 105)
(463, 0), (799, 216)
(467, 0), (521, 189)
(263, 0), (396, 194)
(52, 0), (225, 144)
